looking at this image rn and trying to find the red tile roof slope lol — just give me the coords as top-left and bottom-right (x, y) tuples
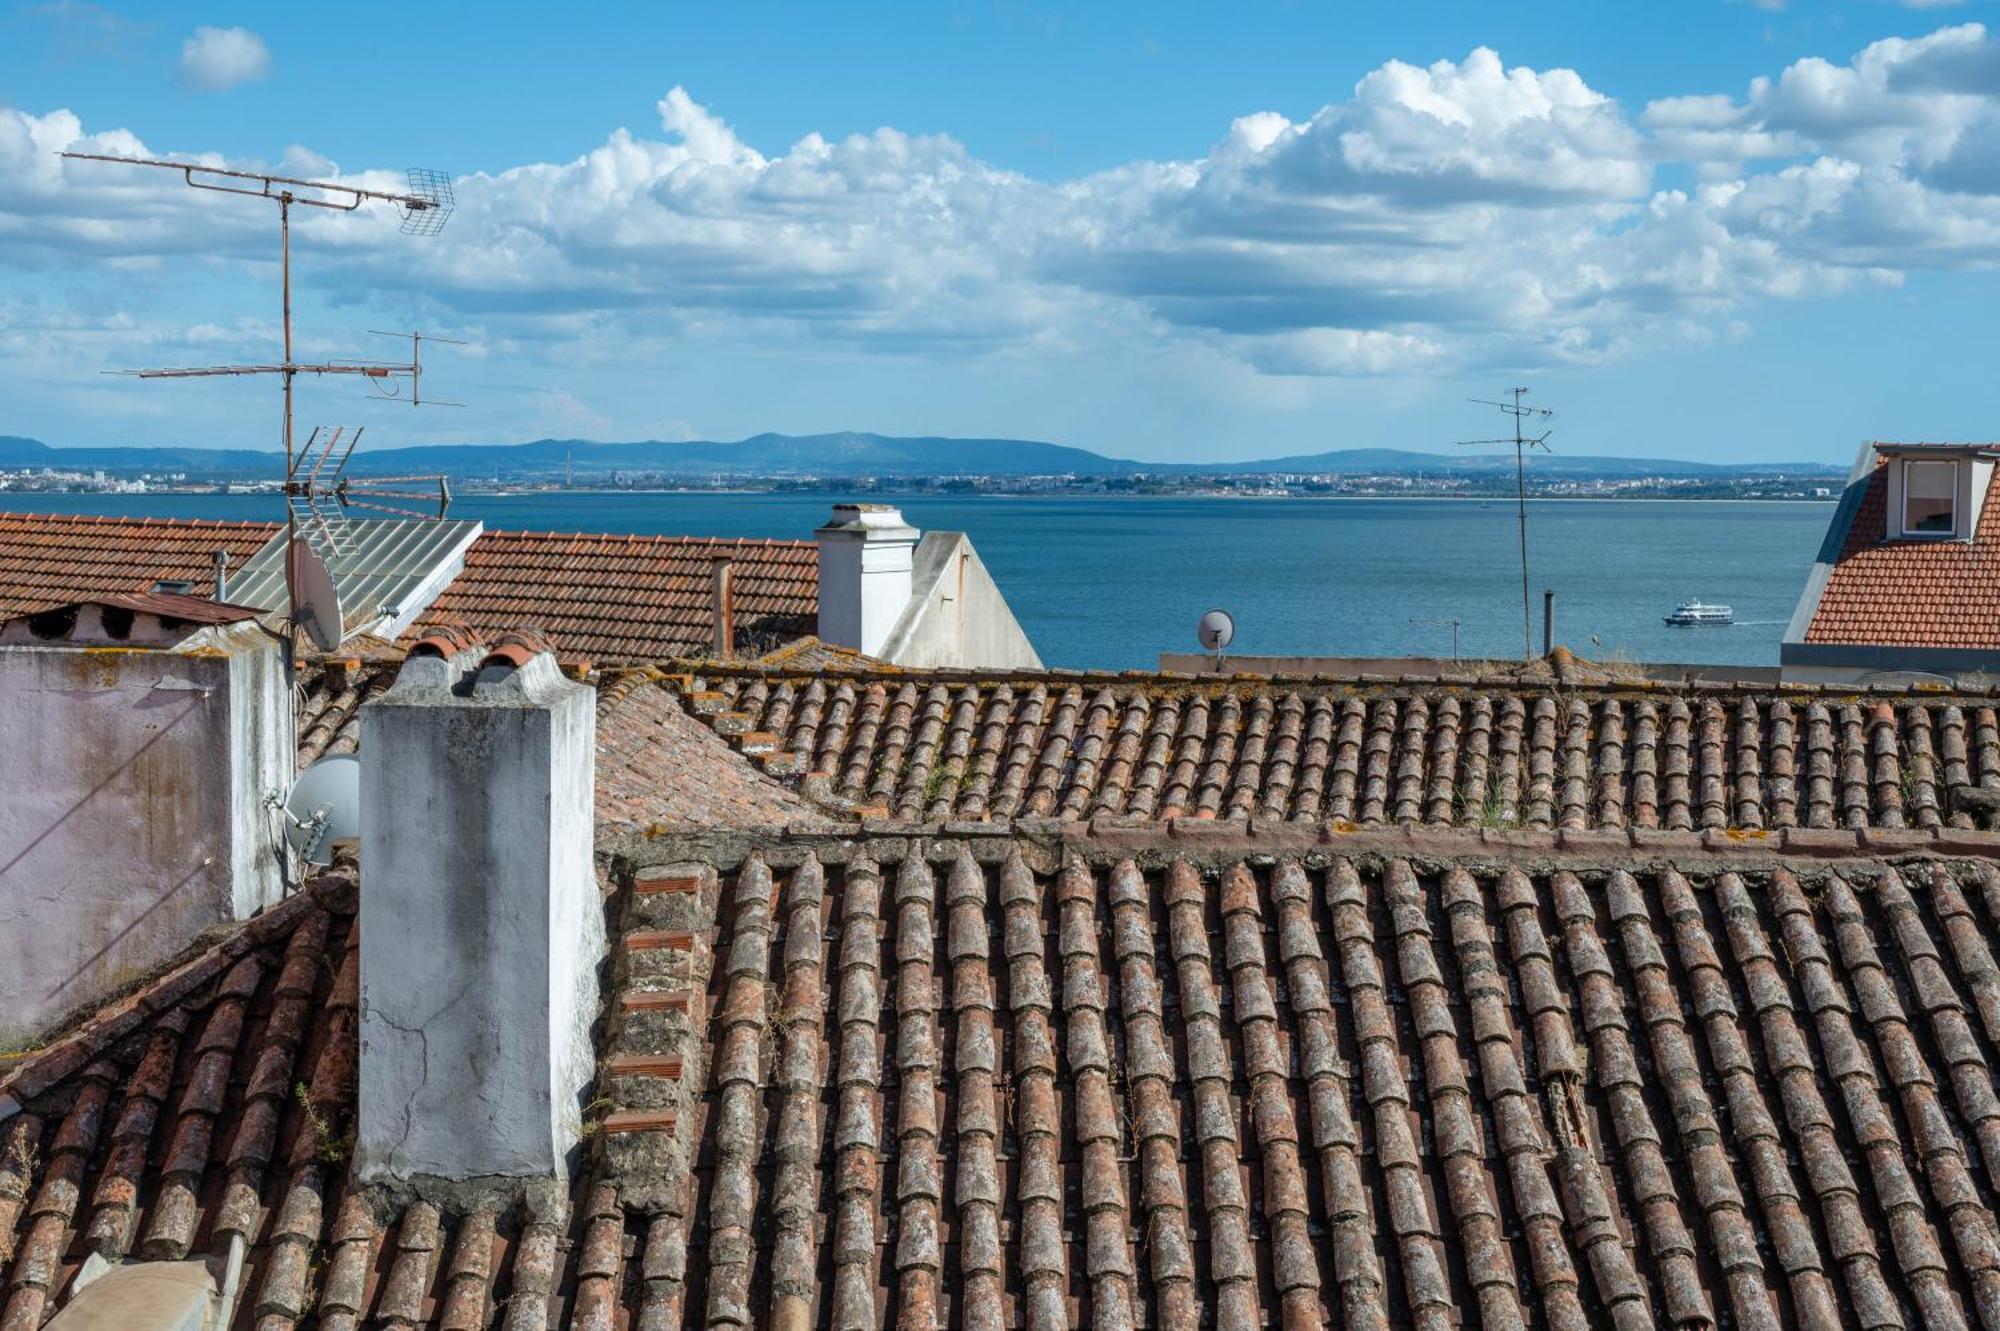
(594, 669), (832, 831)
(664, 667), (2000, 829)
(415, 528), (818, 663)
(0, 869), (656, 1331)
(608, 845), (2000, 1330)
(0, 512), (279, 618)
(1808, 460), (2000, 648)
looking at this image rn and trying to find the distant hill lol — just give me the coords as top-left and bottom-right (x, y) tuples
(0, 431), (1846, 480)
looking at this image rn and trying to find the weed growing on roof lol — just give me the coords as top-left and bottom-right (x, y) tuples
(294, 1082), (351, 1164)
(579, 1094), (616, 1139)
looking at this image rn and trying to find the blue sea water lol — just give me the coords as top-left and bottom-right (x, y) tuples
(9, 492), (1833, 671)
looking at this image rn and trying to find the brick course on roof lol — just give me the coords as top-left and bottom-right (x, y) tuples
(663, 668), (2000, 829)
(0, 512), (278, 618)
(1807, 460), (2000, 649)
(418, 528), (817, 663)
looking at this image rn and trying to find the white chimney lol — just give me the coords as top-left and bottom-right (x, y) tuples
(815, 503), (918, 656)
(0, 600), (288, 1047)
(357, 635), (601, 1182)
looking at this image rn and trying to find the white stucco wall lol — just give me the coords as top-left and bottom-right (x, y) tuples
(0, 637), (286, 1047)
(877, 532), (1042, 670)
(356, 652), (601, 1183)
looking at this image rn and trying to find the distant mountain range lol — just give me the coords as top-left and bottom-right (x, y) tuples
(0, 431), (1847, 481)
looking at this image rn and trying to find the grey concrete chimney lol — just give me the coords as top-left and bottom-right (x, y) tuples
(815, 503), (918, 656)
(357, 635), (602, 1182)
(0, 601), (288, 1047)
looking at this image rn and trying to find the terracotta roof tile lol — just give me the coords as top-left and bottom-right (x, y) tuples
(668, 667), (2000, 829)
(418, 528), (815, 663)
(583, 846), (2000, 1330)
(0, 511), (278, 617)
(0, 513), (819, 663)
(1809, 459), (2000, 648)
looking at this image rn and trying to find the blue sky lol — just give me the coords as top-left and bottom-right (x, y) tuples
(4, 1), (2000, 463)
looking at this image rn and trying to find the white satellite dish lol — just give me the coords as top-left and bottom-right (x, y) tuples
(285, 536), (344, 652)
(1197, 608), (1235, 653)
(283, 753), (361, 865)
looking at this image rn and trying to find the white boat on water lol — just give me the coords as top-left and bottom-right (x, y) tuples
(1664, 598), (1734, 626)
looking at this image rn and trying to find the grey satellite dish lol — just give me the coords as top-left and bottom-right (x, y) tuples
(283, 753), (360, 865)
(285, 536), (344, 652)
(1197, 608), (1235, 653)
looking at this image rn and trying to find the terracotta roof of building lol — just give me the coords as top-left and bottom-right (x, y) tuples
(417, 528), (817, 664)
(587, 840), (2000, 1330)
(1806, 459), (2000, 649)
(0, 514), (822, 663)
(653, 665), (2000, 829)
(30, 622), (2000, 1327)
(17, 829), (2000, 1329)
(0, 512), (279, 618)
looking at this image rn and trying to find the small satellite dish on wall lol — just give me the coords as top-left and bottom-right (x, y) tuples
(283, 753), (360, 865)
(286, 536), (344, 653)
(1197, 608), (1235, 653)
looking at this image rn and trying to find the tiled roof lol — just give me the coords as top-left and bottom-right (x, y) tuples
(15, 789), (2000, 1325)
(595, 669), (832, 832)
(663, 667), (2000, 829)
(0, 873), (359, 1329)
(418, 528), (817, 663)
(602, 841), (2000, 1330)
(0, 512), (279, 618)
(0, 868), (665, 1331)
(0, 514), (820, 662)
(1807, 460), (2000, 648)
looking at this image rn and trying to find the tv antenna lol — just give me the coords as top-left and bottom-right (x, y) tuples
(58, 152), (458, 660)
(1460, 387), (1554, 661)
(1408, 616), (1461, 661)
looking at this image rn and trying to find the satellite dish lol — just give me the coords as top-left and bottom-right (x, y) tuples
(1197, 608), (1235, 653)
(283, 753), (360, 865)
(286, 536), (344, 652)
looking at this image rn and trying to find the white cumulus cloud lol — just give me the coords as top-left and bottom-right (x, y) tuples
(8, 26), (2000, 399)
(177, 26), (269, 93)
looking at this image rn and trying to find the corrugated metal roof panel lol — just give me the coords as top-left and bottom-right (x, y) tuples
(228, 518), (484, 638)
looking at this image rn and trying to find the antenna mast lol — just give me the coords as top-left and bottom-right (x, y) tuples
(1459, 388), (1554, 661)
(60, 151), (456, 654)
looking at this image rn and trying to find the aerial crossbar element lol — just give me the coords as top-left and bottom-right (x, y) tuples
(59, 150), (456, 662)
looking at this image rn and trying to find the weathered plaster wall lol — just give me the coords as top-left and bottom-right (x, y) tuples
(0, 641), (285, 1047)
(878, 532), (1042, 671)
(357, 653), (601, 1183)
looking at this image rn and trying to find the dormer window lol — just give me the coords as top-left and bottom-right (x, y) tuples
(1903, 459), (1958, 536)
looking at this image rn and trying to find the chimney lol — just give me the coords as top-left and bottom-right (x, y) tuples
(213, 548), (230, 603)
(711, 554), (734, 659)
(815, 503), (918, 657)
(357, 633), (602, 1182)
(0, 600), (288, 1046)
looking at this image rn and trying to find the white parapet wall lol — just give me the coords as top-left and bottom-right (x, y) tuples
(0, 626), (288, 1047)
(356, 646), (601, 1183)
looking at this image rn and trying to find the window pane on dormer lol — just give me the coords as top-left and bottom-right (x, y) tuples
(1906, 460), (1956, 534)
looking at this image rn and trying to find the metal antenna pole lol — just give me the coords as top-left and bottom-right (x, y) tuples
(1460, 389), (1555, 661)
(59, 150), (457, 679)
